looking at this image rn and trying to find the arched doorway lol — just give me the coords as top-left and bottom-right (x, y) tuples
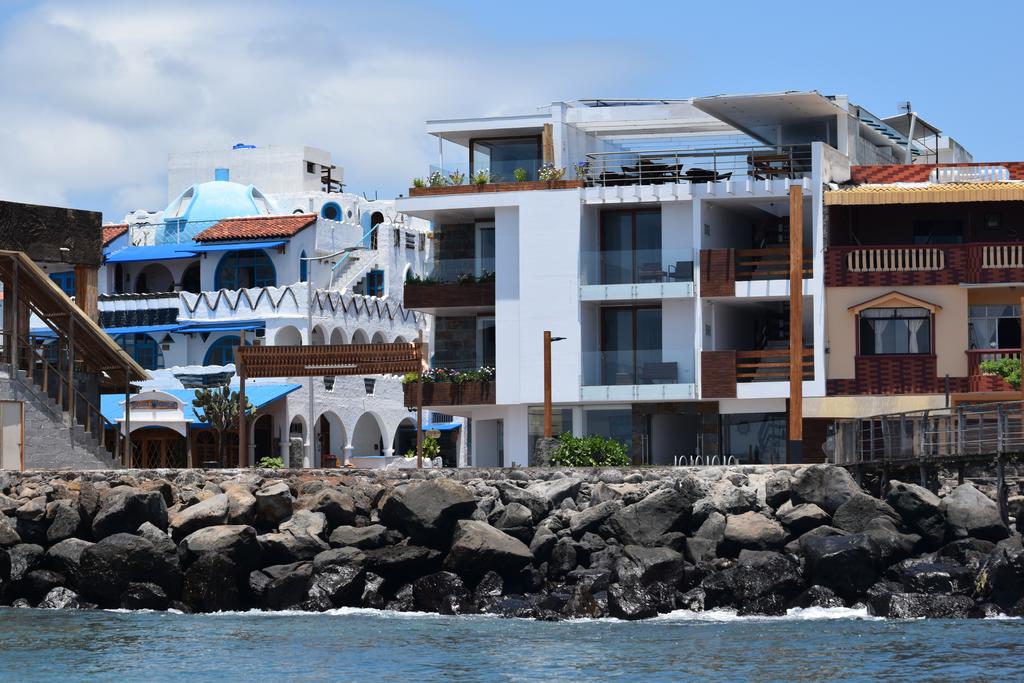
(330, 328), (347, 346)
(288, 416), (306, 468)
(392, 418), (417, 458)
(130, 427), (187, 468)
(274, 325), (302, 346)
(394, 335), (408, 344)
(311, 325), (326, 345)
(135, 263), (175, 294)
(317, 411), (346, 466)
(371, 331), (386, 344)
(352, 412), (385, 457)
(204, 335), (244, 366)
(351, 329), (369, 345)
(253, 414), (274, 466)
(180, 261), (201, 293)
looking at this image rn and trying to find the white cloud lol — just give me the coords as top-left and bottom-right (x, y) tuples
(0, 0), (644, 220)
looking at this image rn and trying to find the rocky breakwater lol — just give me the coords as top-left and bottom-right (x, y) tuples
(0, 465), (1022, 619)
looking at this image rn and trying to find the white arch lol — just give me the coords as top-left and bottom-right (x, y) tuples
(392, 417), (417, 457)
(311, 324), (327, 345)
(274, 325), (302, 346)
(351, 329), (369, 345)
(136, 262), (175, 293)
(351, 411), (386, 457)
(329, 328), (347, 345)
(393, 334), (408, 344)
(288, 414), (306, 439)
(317, 410), (347, 459)
(371, 331), (387, 344)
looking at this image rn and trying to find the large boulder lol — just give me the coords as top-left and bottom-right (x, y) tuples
(169, 494), (229, 541)
(308, 562), (366, 607)
(0, 514), (21, 547)
(254, 482), (293, 528)
(494, 483), (549, 522)
(940, 483), (1009, 542)
(569, 501), (621, 538)
(412, 571), (470, 614)
(120, 582), (170, 611)
(790, 465), (860, 515)
(976, 538), (1024, 610)
(379, 479), (477, 546)
(39, 586), (84, 610)
(776, 502), (829, 536)
(92, 487), (168, 540)
(886, 481), (945, 547)
(259, 562), (313, 610)
(722, 512), (785, 553)
(607, 582), (673, 620)
(178, 525), (260, 572)
(79, 533), (179, 605)
(607, 488), (690, 546)
(298, 488), (357, 529)
(732, 550), (806, 615)
(866, 583), (974, 618)
(44, 538), (93, 588)
(832, 493), (902, 534)
(526, 478), (582, 509)
(363, 545), (442, 584)
(181, 553), (241, 612)
(619, 545), (685, 586)
(444, 520), (532, 581)
(329, 524), (388, 549)
(802, 533), (879, 598)
(861, 517), (920, 567)
(222, 485), (257, 525)
(45, 500), (82, 545)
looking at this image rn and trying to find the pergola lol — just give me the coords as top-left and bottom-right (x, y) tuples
(235, 340), (428, 467)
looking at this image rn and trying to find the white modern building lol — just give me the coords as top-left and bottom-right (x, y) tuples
(35, 145), (461, 469)
(395, 93), (971, 467)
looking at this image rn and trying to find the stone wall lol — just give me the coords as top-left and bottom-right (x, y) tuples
(0, 201), (102, 267)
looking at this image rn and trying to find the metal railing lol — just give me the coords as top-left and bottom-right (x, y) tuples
(409, 258), (494, 286)
(582, 144), (813, 187)
(582, 349), (694, 387)
(832, 401), (1024, 466)
(580, 248), (693, 286)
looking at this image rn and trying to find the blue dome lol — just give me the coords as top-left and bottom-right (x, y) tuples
(164, 181), (276, 224)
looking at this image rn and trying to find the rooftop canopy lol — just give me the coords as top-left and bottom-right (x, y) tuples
(100, 383), (301, 426)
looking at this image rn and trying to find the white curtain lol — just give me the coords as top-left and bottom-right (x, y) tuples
(872, 319), (890, 354)
(906, 318), (925, 354)
(969, 318), (998, 350)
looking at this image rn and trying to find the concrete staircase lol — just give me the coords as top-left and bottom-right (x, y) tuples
(0, 367), (117, 469)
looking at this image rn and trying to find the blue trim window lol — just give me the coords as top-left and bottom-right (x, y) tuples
(321, 202), (341, 221)
(214, 249), (276, 290)
(49, 271), (75, 297)
(300, 251), (308, 282)
(204, 335), (247, 366)
(215, 168), (230, 181)
(365, 269), (384, 297)
(115, 333), (164, 370)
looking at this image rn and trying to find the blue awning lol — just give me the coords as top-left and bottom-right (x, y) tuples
(32, 324), (183, 339)
(104, 243), (199, 263)
(176, 321), (266, 334)
(190, 240), (287, 252)
(422, 422), (461, 431)
(100, 383), (301, 426)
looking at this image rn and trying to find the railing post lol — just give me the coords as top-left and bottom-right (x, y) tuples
(956, 406), (965, 457)
(997, 403), (1007, 455)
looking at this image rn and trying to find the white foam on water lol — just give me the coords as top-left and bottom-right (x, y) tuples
(652, 606), (880, 622)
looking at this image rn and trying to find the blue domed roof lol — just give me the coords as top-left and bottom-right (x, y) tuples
(164, 181), (277, 224)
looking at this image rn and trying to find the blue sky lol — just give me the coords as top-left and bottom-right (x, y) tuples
(0, 0), (1019, 221)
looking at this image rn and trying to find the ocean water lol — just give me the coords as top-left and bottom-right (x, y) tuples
(1, 607), (1023, 682)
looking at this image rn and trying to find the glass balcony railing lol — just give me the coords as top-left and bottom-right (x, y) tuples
(580, 249), (694, 286)
(408, 258), (494, 285)
(582, 349), (695, 386)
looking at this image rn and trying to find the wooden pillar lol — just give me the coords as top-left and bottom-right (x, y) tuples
(787, 184), (804, 463)
(543, 331), (553, 438)
(542, 123), (555, 165)
(416, 331), (425, 469)
(74, 265), (99, 322)
(66, 316), (75, 425)
(9, 257), (18, 372)
(237, 348), (247, 468)
(123, 370), (132, 468)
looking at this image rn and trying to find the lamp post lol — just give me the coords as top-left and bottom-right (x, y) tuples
(543, 331), (567, 438)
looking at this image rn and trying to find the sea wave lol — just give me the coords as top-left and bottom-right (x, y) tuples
(651, 606), (881, 622)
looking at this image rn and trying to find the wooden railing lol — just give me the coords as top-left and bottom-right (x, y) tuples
(735, 348), (814, 382)
(845, 246), (945, 272)
(734, 248), (812, 281)
(966, 348), (1021, 392)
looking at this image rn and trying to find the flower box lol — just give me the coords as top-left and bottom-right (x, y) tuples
(408, 180), (582, 197)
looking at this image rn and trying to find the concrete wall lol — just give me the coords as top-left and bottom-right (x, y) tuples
(168, 145), (335, 200)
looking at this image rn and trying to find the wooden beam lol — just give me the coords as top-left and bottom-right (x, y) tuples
(788, 184), (804, 463)
(416, 331), (424, 469)
(542, 123), (555, 165)
(237, 347), (247, 469)
(543, 330), (553, 438)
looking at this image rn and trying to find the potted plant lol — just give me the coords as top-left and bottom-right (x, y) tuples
(538, 163), (566, 182)
(412, 177), (426, 188)
(472, 169), (493, 185)
(513, 167), (527, 182)
(428, 170), (447, 187)
(447, 170), (465, 185)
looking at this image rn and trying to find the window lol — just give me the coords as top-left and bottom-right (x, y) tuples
(600, 306), (663, 384)
(476, 222), (495, 276)
(859, 307), (931, 355)
(584, 408), (632, 448)
(912, 220), (963, 244)
(214, 250), (275, 290)
(214, 168), (230, 181)
(470, 135), (543, 182)
(321, 202), (341, 221)
(48, 271), (75, 297)
(204, 335), (246, 366)
(969, 304), (1021, 350)
(115, 334), (164, 370)
(306, 161), (316, 174)
(477, 317), (496, 368)
(299, 251), (308, 282)
(365, 269), (384, 297)
(600, 209), (662, 284)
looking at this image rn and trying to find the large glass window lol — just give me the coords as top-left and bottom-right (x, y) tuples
(600, 306), (663, 384)
(721, 413), (786, 464)
(471, 136), (542, 182)
(477, 317), (496, 368)
(214, 250), (276, 290)
(969, 304), (1021, 350)
(204, 335), (247, 366)
(476, 223), (495, 276)
(600, 209), (662, 284)
(115, 333), (163, 370)
(585, 409), (632, 449)
(859, 307), (931, 356)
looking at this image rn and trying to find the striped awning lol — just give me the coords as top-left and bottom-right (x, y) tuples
(825, 182), (1024, 206)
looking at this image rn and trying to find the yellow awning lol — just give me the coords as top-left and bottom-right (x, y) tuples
(825, 182), (1024, 206)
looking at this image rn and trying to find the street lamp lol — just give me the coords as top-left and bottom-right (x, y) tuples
(543, 331), (567, 438)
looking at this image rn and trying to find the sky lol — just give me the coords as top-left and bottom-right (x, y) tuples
(0, 0), (1021, 223)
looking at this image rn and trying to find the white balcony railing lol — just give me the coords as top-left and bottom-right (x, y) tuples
(846, 247), (944, 272)
(981, 244), (1024, 269)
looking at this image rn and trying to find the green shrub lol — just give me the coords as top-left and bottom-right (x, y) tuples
(980, 357), (1022, 389)
(513, 167), (527, 182)
(258, 456), (284, 469)
(550, 432), (629, 467)
(404, 436), (441, 460)
(411, 177), (426, 188)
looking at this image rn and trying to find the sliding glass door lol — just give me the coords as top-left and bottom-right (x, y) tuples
(599, 209), (662, 284)
(600, 306), (662, 384)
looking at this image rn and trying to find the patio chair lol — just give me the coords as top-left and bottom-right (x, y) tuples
(638, 262), (668, 282)
(668, 261), (694, 281)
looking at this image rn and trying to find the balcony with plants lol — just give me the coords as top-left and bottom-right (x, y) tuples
(401, 366), (496, 407)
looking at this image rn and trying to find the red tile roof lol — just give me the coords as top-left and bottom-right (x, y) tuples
(102, 224), (128, 246)
(194, 214), (317, 242)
